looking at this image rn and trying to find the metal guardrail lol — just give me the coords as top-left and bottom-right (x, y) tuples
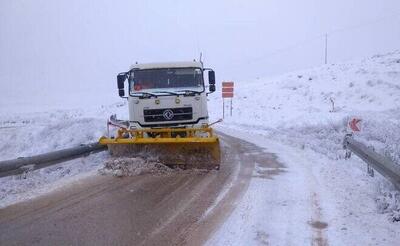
(0, 143), (107, 177)
(343, 134), (400, 190)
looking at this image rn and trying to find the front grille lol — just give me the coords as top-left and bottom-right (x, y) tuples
(143, 107), (193, 122)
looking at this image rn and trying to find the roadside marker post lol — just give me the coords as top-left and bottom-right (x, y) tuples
(222, 82), (234, 118)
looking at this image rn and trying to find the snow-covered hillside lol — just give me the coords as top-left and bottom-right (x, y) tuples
(209, 50), (400, 164)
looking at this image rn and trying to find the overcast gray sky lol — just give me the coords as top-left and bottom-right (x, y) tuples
(1, 0), (399, 109)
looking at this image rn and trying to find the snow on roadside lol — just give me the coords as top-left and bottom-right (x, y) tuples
(207, 128), (400, 246)
(0, 101), (127, 161)
(0, 101), (130, 208)
(0, 151), (107, 208)
(208, 50), (400, 221)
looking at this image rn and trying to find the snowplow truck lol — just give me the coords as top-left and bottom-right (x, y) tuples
(99, 61), (221, 169)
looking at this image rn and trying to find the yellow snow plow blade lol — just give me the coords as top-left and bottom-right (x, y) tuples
(99, 127), (221, 169)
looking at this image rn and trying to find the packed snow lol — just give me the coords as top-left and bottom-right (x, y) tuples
(207, 128), (400, 245)
(0, 51), (399, 244)
(100, 157), (172, 177)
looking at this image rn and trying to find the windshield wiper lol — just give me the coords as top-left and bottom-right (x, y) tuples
(176, 90), (201, 95)
(153, 91), (180, 96)
(131, 92), (158, 98)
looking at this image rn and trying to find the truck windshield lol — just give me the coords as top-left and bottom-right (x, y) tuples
(129, 68), (204, 94)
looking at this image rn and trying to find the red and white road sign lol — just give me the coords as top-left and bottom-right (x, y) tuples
(349, 118), (362, 132)
(222, 81), (234, 87)
(222, 93), (234, 98)
(222, 87), (233, 92)
(222, 81), (234, 98)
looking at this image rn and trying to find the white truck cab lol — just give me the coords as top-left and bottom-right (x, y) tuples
(116, 61), (216, 129)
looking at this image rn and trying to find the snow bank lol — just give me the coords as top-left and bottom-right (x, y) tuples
(0, 152), (107, 208)
(0, 101), (127, 161)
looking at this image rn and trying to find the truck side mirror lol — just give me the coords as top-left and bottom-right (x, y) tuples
(209, 84), (216, 92)
(208, 70), (215, 85)
(117, 73), (127, 97)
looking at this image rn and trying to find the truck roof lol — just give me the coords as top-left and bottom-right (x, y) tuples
(130, 61), (203, 70)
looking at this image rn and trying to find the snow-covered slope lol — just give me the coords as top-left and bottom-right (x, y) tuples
(209, 50), (400, 163)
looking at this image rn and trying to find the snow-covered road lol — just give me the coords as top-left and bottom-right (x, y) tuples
(208, 128), (399, 245)
(1, 129), (398, 245)
(0, 133), (265, 245)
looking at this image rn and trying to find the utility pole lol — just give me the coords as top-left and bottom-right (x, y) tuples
(324, 33), (328, 65)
